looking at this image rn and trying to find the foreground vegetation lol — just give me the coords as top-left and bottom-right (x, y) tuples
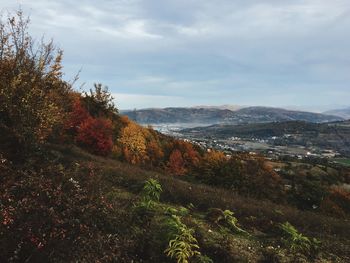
(334, 158), (350, 167)
(1, 11), (350, 262)
(2, 145), (350, 262)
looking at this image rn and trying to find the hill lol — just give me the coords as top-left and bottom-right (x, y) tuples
(324, 107), (350, 120)
(120, 107), (234, 124)
(1, 11), (350, 263)
(232, 106), (343, 123)
(180, 120), (350, 156)
(2, 144), (350, 262)
(122, 106), (343, 125)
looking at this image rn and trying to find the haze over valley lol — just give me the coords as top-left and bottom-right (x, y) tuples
(122, 105), (350, 160)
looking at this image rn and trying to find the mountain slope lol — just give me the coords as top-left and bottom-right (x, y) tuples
(180, 120), (350, 155)
(120, 107), (234, 124)
(3, 144), (348, 262)
(324, 107), (350, 120)
(233, 106), (343, 123)
(121, 106), (343, 124)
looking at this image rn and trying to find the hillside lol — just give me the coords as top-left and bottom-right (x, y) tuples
(1, 11), (350, 263)
(2, 144), (350, 262)
(180, 120), (350, 156)
(122, 106), (343, 125)
(120, 107), (234, 124)
(232, 107), (343, 123)
(324, 107), (350, 120)
(181, 120), (350, 138)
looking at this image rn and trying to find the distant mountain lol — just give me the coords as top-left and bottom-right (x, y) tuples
(192, 104), (244, 111)
(231, 106), (343, 123)
(181, 120), (350, 138)
(122, 106), (343, 124)
(121, 107), (233, 124)
(180, 120), (350, 155)
(323, 107), (350, 120)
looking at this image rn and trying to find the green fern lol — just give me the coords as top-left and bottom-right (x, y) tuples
(279, 222), (319, 254)
(164, 215), (201, 263)
(141, 178), (162, 208)
(223, 210), (247, 235)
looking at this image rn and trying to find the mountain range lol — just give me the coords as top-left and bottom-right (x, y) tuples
(121, 106), (344, 125)
(323, 107), (350, 120)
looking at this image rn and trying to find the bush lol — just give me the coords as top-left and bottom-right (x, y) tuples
(222, 210), (248, 235)
(141, 178), (163, 208)
(168, 149), (187, 176)
(82, 83), (118, 118)
(164, 215), (201, 263)
(320, 187), (350, 217)
(76, 117), (113, 156)
(0, 11), (71, 148)
(279, 222), (320, 255)
(0, 162), (122, 262)
(64, 97), (91, 135)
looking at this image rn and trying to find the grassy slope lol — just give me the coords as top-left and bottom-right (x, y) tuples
(53, 144), (350, 262)
(334, 158), (350, 167)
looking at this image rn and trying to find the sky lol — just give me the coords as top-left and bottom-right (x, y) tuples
(1, 0), (350, 111)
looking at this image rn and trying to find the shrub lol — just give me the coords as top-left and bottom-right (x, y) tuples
(206, 208), (247, 235)
(320, 187), (350, 217)
(0, 11), (71, 147)
(118, 122), (148, 164)
(222, 209), (247, 235)
(0, 162), (122, 262)
(76, 117), (113, 156)
(164, 215), (201, 263)
(168, 149), (187, 176)
(82, 83), (118, 118)
(279, 222), (320, 254)
(64, 97), (90, 135)
(141, 178), (163, 208)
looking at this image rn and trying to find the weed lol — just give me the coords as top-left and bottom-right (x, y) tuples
(279, 222), (320, 254)
(164, 215), (201, 263)
(141, 178), (162, 208)
(222, 210), (248, 235)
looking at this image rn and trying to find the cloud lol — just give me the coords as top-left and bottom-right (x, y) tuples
(112, 93), (191, 109)
(1, 0), (349, 110)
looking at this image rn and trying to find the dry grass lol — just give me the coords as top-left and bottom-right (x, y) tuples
(53, 144), (350, 259)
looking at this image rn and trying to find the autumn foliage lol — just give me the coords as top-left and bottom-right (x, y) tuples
(76, 117), (113, 156)
(63, 96), (114, 156)
(168, 149), (186, 175)
(321, 187), (350, 217)
(64, 98), (90, 133)
(118, 121), (148, 164)
(0, 11), (71, 149)
(2, 9), (350, 263)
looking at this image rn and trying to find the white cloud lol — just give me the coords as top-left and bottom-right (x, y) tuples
(112, 93), (190, 109)
(1, 0), (349, 110)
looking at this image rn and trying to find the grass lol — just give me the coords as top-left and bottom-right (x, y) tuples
(50, 144), (350, 261)
(334, 158), (350, 167)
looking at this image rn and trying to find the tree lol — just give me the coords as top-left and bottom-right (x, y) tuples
(64, 97), (90, 135)
(168, 149), (186, 175)
(82, 83), (118, 118)
(178, 141), (200, 168)
(0, 11), (71, 148)
(146, 139), (164, 167)
(118, 122), (148, 164)
(76, 117), (113, 156)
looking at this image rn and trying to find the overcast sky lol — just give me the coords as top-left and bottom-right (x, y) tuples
(1, 0), (350, 111)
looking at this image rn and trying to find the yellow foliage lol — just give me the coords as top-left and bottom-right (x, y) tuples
(119, 122), (148, 164)
(203, 150), (227, 167)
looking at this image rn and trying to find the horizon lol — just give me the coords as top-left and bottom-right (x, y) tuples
(1, 1), (350, 111)
(119, 103), (349, 113)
